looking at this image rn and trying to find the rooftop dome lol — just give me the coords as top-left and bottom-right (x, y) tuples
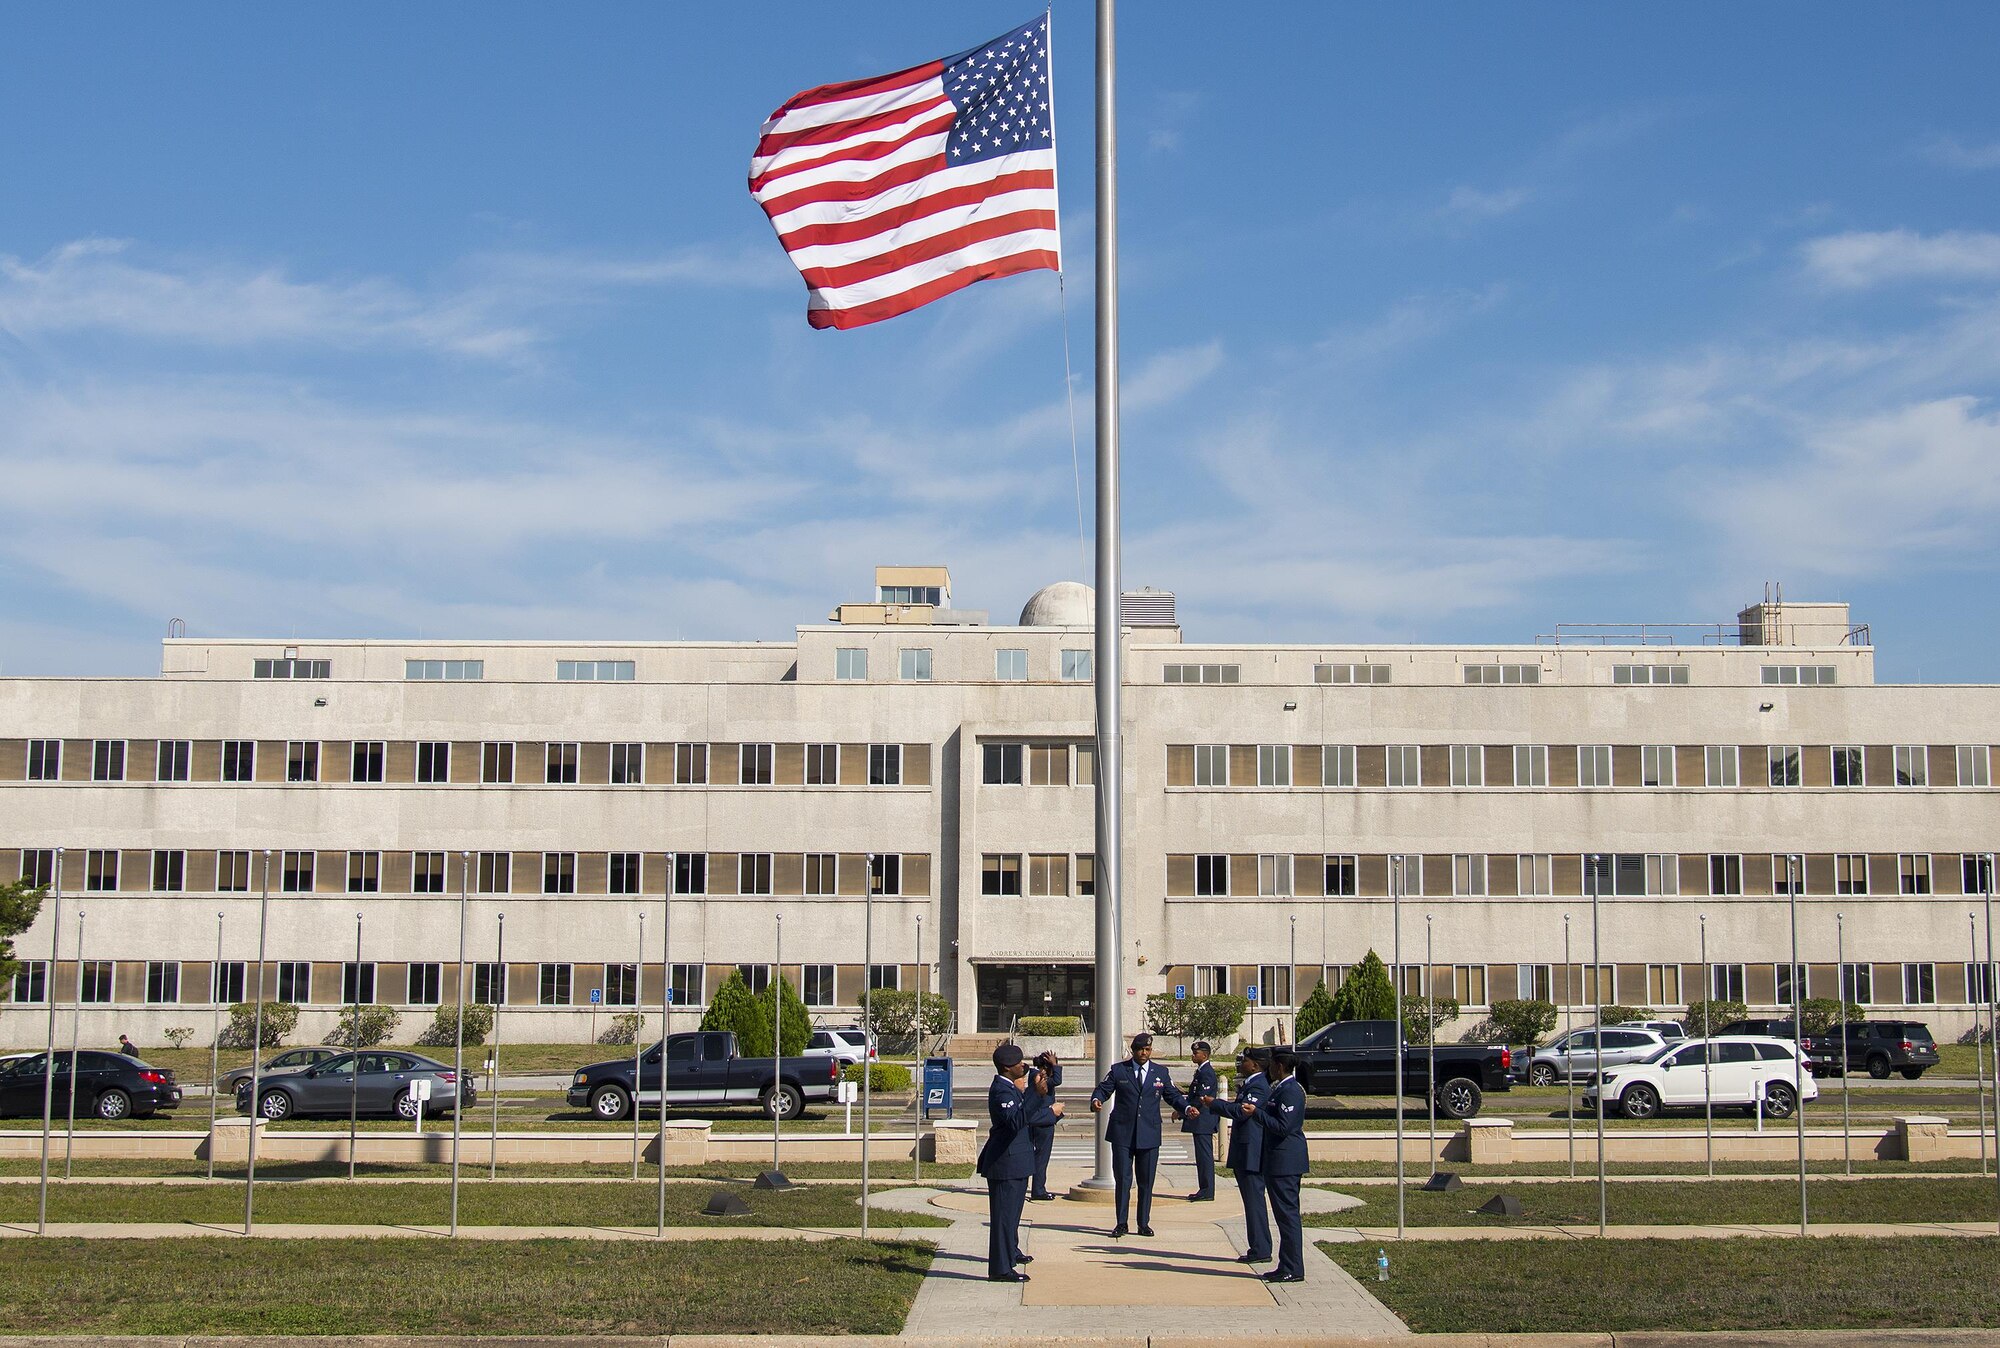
(1019, 580), (1095, 627)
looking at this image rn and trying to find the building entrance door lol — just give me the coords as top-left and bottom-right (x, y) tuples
(975, 963), (1095, 1034)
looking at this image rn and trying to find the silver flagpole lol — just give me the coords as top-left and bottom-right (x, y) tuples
(634, 910), (647, 1181)
(771, 912), (783, 1174)
(862, 853), (874, 1235)
(1590, 854), (1605, 1237)
(1085, 0), (1124, 1195)
(491, 911), (504, 1182)
(65, 908), (84, 1180)
(1971, 912), (1987, 1181)
(659, 853), (674, 1237)
(1983, 853), (1998, 1235)
(1701, 914), (1713, 1178)
(1836, 913), (1849, 1177)
(914, 911), (924, 1185)
(208, 909), (223, 1180)
(36, 850), (64, 1236)
(451, 851), (470, 1235)
(1564, 913), (1574, 1179)
(1788, 854), (1805, 1236)
(244, 851), (272, 1235)
(1392, 855), (1404, 1240)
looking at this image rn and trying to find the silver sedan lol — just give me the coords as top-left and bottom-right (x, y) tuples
(235, 1050), (473, 1120)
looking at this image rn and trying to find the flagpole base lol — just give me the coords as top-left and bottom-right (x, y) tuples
(1064, 1180), (1117, 1202)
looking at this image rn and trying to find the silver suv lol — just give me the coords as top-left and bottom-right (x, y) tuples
(1526, 1026), (1668, 1086)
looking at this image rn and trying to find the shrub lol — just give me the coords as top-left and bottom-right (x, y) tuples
(863, 987), (950, 1043)
(1401, 996), (1460, 1047)
(1145, 994), (1190, 1040)
(1017, 1015), (1081, 1036)
(1329, 952), (1396, 1022)
(597, 1012), (644, 1046)
(1681, 999), (1747, 1036)
(1799, 998), (1864, 1037)
(415, 1003), (495, 1048)
(1486, 999), (1557, 1046)
(842, 1061), (913, 1092)
(326, 1005), (401, 1048)
(219, 1001), (301, 1049)
(1295, 978), (1337, 1041)
(772, 975), (812, 1057)
(161, 1026), (196, 1052)
(1185, 992), (1247, 1044)
(1597, 1004), (1655, 1026)
(701, 970), (772, 1057)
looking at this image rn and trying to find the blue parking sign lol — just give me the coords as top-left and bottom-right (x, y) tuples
(1173, 984), (1186, 1000)
(1246, 984), (1259, 1002)
(589, 988), (603, 1005)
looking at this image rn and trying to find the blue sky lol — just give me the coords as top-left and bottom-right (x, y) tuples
(3, 4), (1997, 680)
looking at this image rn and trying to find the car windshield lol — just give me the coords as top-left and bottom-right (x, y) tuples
(1639, 1043), (1678, 1064)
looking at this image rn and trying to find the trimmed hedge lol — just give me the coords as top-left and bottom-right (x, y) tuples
(1016, 1015), (1080, 1036)
(842, 1061), (913, 1092)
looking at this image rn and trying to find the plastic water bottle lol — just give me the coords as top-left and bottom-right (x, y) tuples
(1376, 1248), (1389, 1281)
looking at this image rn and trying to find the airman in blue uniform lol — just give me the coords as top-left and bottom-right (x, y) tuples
(1089, 1032), (1196, 1237)
(1180, 1039), (1221, 1201)
(1208, 1045), (1272, 1263)
(976, 1043), (1062, 1281)
(1247, 1046), (1311, 1282)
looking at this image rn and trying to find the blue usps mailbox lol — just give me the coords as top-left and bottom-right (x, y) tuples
(922, 1056), (954, 1119)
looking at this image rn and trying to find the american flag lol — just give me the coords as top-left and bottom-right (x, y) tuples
(750, 14), (1060, 330)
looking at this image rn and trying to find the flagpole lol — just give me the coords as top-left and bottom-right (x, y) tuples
(1085, 0), (1122, 1194)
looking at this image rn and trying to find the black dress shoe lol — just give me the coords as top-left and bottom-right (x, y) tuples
(1028, 1193), (1054, 1202)
(1261, 1271), (1303, 1283)
(1138, 1225), (1155, 1237)
(1187, 1193), (1214, 1202)
(1015, 1255), (1034, 1265)
(1110, 1225), (1128, 1238)
(1237, 1253), (1268, 1264)
(988, 1272), (1030, 1283)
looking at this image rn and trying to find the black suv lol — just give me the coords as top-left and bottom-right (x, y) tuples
(0, 1051), (182, 1119)
(1824, 1021), (1940, 1079)
(1716, 1018), (1839, 1076)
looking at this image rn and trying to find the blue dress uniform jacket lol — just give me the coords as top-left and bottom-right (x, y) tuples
(1257, 1073), (1312, 1278)
(1179, 1061), (1221, 1135)
(1090, 1059), (1190, 1148)
(978, 1074), (1055, 1278)
(1028, 1062), (1062, 1199)
(1209, 1070), (1271, 1260)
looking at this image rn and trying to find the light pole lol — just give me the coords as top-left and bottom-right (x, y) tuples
(1700, 914), (1713, 1178)
(1563, 912), (1574, 1179)
(1836, 912), (1850, 1178)
(36, 849), (64, 1236)
(64, 907), (84, 1179)
(861, 853), (874, 1237)
(1971, 913), (1987, 1181)
(771, 912), (784, 1177)
(914, 911), (924, 1185)
(491, 911), (505, 1182)
(347, 911), (362, 1181)
(659, 852), (674, 1237)
(1391, 854), (1405, 1240)
(1424, 915), (1436, 1171)
(1589, 853), (1605, 1237)
(633, 910), (647, 1182)
(1787, 853), (1806, 1236)
(451, 851), (470, 1235)
(1289, 914), (1297, 1041)
(244, 851), (272, 1235)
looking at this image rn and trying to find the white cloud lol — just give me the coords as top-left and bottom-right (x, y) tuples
(1801, 229), (2000, 289)
(1917, 133), (2000, 172)
(1441, 185), (1533, 222)
(1314, 285), (1508, 366)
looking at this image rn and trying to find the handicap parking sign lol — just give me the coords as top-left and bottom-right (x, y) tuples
(1246, 984), (1259, 1002)
(1174, 984), (1186, 1000)
(589, 988), (603, 1005)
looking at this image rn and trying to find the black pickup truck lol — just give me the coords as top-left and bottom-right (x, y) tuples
(567, 1030), (840, 1121)
(1293, 1020), (1514, 1119)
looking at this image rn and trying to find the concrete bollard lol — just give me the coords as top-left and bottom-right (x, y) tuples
(645, 1119), (712, 1166)
(931, 1119), (977, 1164)
(206, 1116), (265, 1167)
(1462, 1117), (1515, 1166)
(1895, 1115), (1951, 1163)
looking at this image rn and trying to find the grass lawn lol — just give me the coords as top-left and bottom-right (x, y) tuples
(1323, 1236), (2000, 1334)
(1307, 1175), (2000, 1228)
(0, 1236), (930, 1335)
(0, 1158), (975, 1181)
(0, 1179), (946, 1227)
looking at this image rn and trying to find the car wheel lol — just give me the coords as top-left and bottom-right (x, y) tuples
(1760, 1082), (1798, 1119)
(1528, 1063), (1558, 1087)
(394, 1090), (425, 1121)
(1619, 1084), (1661, 1121)
(1866, 1056), (1891, 1080)
(257, 1089), (294, 1121)
(94, 1088), (132, 1121)
(761, 1083), (804, 1120)
(1899, 1067), (1925, 1080)
(591, 1085), (631, 1121)
(1435, 1078), (1482, 1120)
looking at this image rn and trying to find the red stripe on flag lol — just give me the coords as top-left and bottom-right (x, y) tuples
(775, 60), (943, 113)
(807, 249), (1060, 330)
(749, 107), (956, 195)
(770, 168), (1056, 249)
(795, 210), (1058, 291)
(752, 93), (950, 165)
(757, 152), (950, 219)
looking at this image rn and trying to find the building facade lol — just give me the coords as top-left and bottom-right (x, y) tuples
(2, 567), (1996, 1047)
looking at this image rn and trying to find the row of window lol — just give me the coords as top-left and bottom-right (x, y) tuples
(1165, 742), (1993, 789)
(14, 849), (922, 898)
(5, 960), (919, 1009)
(834, 647), (1092, 683)
(1166, 662), (1836, 688)
(253, 657), (640, 683)
(1163, 852), (1997, 899)
(979, 741), (1095, 786)
(20, 740), (917, 788)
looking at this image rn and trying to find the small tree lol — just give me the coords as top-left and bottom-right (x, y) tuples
(219, 1001), (301, 1049)
(415, 1003), (495, 1048)
(0, 877), (48, 987)
(772, 975), (811, 1058)
(326, 1005), (401, 1048)
(598, 1012), (644, 1046)
(1597, 1004), (1654, 1026)
(1681, 999), (1747, 1037)
(1295, 978), (1337, 1041)
(701, 969), (772, 1057)
(864, 987), (948, 1045)
(1487, 999), (1557, 1046)
(162, 1027), (196, 1051)
(1329, 951), (1396, 1022)
(1401, 996), (1461, 1046)
(1145, 993), (1192, 1043)
(1185, 993), (1248, 1045)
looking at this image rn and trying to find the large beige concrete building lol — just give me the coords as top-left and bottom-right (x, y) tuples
(2, 566), (1995, 1048)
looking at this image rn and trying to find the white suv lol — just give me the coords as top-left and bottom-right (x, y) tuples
(1585, 1036), (1819, 1121)
(804, 1026), (877, 1067)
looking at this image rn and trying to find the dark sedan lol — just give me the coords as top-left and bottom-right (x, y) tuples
(0, 1051), (181, 1119)
(235, 1050), (473, 1120)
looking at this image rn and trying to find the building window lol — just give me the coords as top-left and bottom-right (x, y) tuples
(85, 849), (118, 892)
(802, 964), (836, 1007)
(1320, 744), (1355, 788)
(20, 849), (55, 888)
(673, 853), (707, 895)
(92, 739), (127, 782)
(342, 851), (379, 894)
(870, 853), (902, 896)
(1163, 663), (1239, 684)
(346, 741), (384, 783)
(471, 963), (505, 1005)
(79, 960), (114, 1004)
(1193, 964), (1230, 995)
(1711, 963), (1746, 1002)
(738, 853), (773, 895)
(1076, 854), (1096, 897)
(982, 854), (1022, 897)
(1449, 745), (1484, 788)
(282, 850), (315, 893)
(255, 657), (330, 679)
(1194, 854), (1230, 897)
(1577, 745), (1613, 788)
(538, 963), (572, 1006)
(1645, 963), (1683, 1006)
(1768, 746), (1802, 788)
(1967, 961), (1996, 1005)
(1323, 854), (1358, 896)
(1450, 965), (1490, 1005)
(1386, 745), (1421, 788)
(602, 963), (640, 1007)
(835, 648), (869, 681)
(982, 743), (1024, 785)
(213, 961), (248, 1004)
(1193, 744), (1230, 787)
(1894, 745), (1928, 787)
(1708, 854), (1743, 897)
(867, 964), (901, 992)
(1963, 854), (1995, 896)
(878, 584), (941, 605)
(544, 852), (577, 895)
(1612, 663), (1689, 685)
(275, 962), (310, 1003)
(1775, 962), (1808, 1005)
(477, 852), (511, 895)
(1257, 744), (1292, 787)
(1254, 965), (1295, 1006)
(1830, 746), (1863, 788)
(1513, 745), (1548, 788)
(1060, 648), (1092, 681)
(804, 853), (839, 896)
(674, 743), (708, 785)
(1646, 854), (1680, 896)
(154, 739), (191, 782)
(1025, 853), (1068, 897)
(145, 961), (180, 1005)
(610, 742), (644, 785)
(1586, 854), (1645, 897)
(1639, 745), (1675, 788)
(1958, 745), (1992, 788)
(670, 963), (705, 1006)
(805, 743), (840, 786)
(1761, 664), (1836, 685)
(286, 740), (319, 783)
(1392, 855), (1424, 895)
(405, 659), (483, 681)
(732, 964), (774, 996)
(1902, 962), (1936, 1006)
(543, 742), (579, 785)
(1899, 853), (1932, 896)
(481, 742), (514, 784)
(609, 852), (642, 896)
(26, 739), (61, 781)
(899, 648), (932, 681)
(1316, 662), (1390, 684)
(1835, 853), (1869, 896)
(404, 963), (442, 1006)
(739, 743), (773, 786)
(216, 851), (251, 893)
(1257, 854), (1294, 897)
(995, 648), (1029, 681)
(415, 742), (450, 784)
(1772, 854), (1804, 896)
(1840, 962), (1873, 1005)
(1517, 963), (1554, 1002)
(557, 660), (635, 682)
(1463, 663), (1540, 684)
(411, 852), (446, 895)
(867, 743), (903, 785)
(1704, 745), (1739, 788)
(151, 849), (185, 893)
(219, 740), (255, 782)
(1453, 854), (1488, 897)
